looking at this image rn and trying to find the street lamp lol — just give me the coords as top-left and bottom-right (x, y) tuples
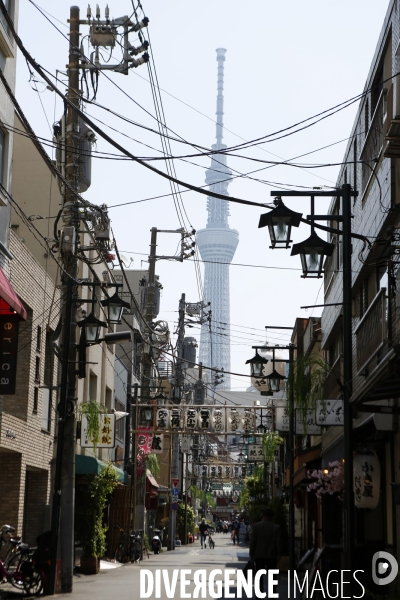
(101, 289), (130, 324)
(291, 231), (335, 278)
(258, 197), (303, 248)
(155, 390), (168, 406)
(77, 312), (107, 343)
(245, 351), (268, 377)
(265, 369), (286, 392)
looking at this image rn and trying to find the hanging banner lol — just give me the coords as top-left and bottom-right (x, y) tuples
(81, 414), (116, 448)
(181, 435), (191, 453)
(212, 408), (224, 432)
(137, 426), (153, 476)
(316, 400), (344, 425)
(0, 314), (19, 395)
(354, 451), (380, 510)
(151, 433), (164, 454)
(198, 408), (211, 430)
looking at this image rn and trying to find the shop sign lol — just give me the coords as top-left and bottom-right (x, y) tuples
(0, 314), (19, 395)
(81, 413), (116, 448)
(354, 451), (380, 510)
(316, 400), (344, 425)
(151, 433), (164, 454)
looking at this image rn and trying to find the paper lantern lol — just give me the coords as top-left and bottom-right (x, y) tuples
(156, 408), (170, 429)
(198, 408), (211, 430)
(353, 451), (380, 510)
(212, 409), (224, 432)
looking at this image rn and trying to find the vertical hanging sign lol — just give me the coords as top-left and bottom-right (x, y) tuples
(0, 314), (19, 395)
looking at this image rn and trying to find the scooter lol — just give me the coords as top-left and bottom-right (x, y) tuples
(151, 535), (161, 554)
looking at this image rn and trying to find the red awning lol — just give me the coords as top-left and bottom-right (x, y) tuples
(0, 267), (27, 320)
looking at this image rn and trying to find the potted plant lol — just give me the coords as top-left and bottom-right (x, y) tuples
(75, 464), (119, 574)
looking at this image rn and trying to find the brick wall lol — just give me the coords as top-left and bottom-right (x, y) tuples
(23, 469), (48, 546)
(0, 232), (60, 534)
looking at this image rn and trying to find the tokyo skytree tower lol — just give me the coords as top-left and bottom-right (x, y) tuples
(196, 48), (239, 390)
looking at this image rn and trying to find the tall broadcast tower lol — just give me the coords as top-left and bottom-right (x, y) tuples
(197, 49), (239, 391)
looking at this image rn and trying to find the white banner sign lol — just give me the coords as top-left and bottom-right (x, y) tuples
(248, 443), (264, 462)
(81, 414), (116, 448)
(316, 400), (344, 425)
(275, 407), (321, 435)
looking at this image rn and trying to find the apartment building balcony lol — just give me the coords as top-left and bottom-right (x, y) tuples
(354, 288), (388, 375)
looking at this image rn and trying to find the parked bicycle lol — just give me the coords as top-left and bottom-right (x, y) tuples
(114, 526), (142, 563)
(208, 532), (215, 550)
(1, 524), (31, 586)
(0, 526), (42, 595)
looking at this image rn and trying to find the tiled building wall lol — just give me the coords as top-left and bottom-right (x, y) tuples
(0, 231), (60, 535)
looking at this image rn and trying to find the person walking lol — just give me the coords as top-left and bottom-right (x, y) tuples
(249, 507), (281, 593)
(199, 518), (209, 549)
(231, 518), (240, 545)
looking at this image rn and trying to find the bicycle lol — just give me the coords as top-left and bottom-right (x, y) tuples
(1, 525), (31, 588)
(129, 530), (143, 563)
(114, 526), (129, 563)
(0, 545), (42, 595)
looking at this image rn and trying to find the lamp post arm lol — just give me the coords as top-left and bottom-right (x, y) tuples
(300, 217), (371, 247)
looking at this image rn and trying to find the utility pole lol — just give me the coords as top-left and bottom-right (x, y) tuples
(48, 6), (81, 595)
(168, 293), (185, 549)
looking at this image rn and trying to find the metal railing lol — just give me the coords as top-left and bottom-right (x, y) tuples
(355, 288), (387, 373)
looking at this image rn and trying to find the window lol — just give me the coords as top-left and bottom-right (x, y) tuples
(89, 372), (97, 401)
(35, 357), (40, 383)
(353, 139), (358, 195)
(36, 326), (42, 352)
(0, 128), (5, 185)
(0, 0), (11, 33)
(41, 388), (51, 431)
(371, 67), (383, 116)
(364, 98), (369, 134)
(33, 387), (39, 413)
(359, 280), (368, 318)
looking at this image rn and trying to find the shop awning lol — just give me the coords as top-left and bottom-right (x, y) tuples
(0, 267), (27, 320)
(75, 454), (128, 484)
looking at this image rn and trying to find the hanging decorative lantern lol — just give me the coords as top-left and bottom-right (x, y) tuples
(198, 408), (211, 430)
(353, 451), (380, 510)
(258, 197), (303, 249)
(217, 465), (223, 478)
(241, 465), (247, 478)
(201, 465), (208, 477)
(210, 465), (217, 478)
(212, 408), (224, 432)
(233, 465), (240, 478)
(245, 351), (268, 377)
(185, 408), (197, 430)
(170, 408), (181, 430)
(242, 408), (254, 432)
(229, 409), (240, 431)
(225, 465), (231, 478)
(156, 408), (170, 429)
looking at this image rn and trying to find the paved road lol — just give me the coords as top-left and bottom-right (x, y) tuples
(0, 534), (289, 599)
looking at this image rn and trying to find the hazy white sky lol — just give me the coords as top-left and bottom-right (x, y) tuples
(16, 1), (389, 389)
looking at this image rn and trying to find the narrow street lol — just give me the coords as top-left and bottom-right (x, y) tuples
(66, 535), (286, 600)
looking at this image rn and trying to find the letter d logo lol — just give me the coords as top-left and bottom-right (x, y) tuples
(372, 551), (398, 586)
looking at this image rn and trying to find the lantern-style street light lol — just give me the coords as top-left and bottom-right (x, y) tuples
(258, 197), (303, 248)
(291, 231), (335, 278)
(101, 289), (131, 324)
(265, 369), (286, 392)
(155, 390), (168, 406)
(77, 312), (107, 343)
(245, 351), (268, 377)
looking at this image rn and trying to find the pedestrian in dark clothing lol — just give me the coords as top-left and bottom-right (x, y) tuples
(249, 507), (281, 593)
(199, 518), (209, 549)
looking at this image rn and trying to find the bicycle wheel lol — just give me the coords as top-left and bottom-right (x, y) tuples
(114, 545), (125, 563)
(8, 552), (29, 589)
(22, 564), (43, 596)
(132, 540), (142, 562)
